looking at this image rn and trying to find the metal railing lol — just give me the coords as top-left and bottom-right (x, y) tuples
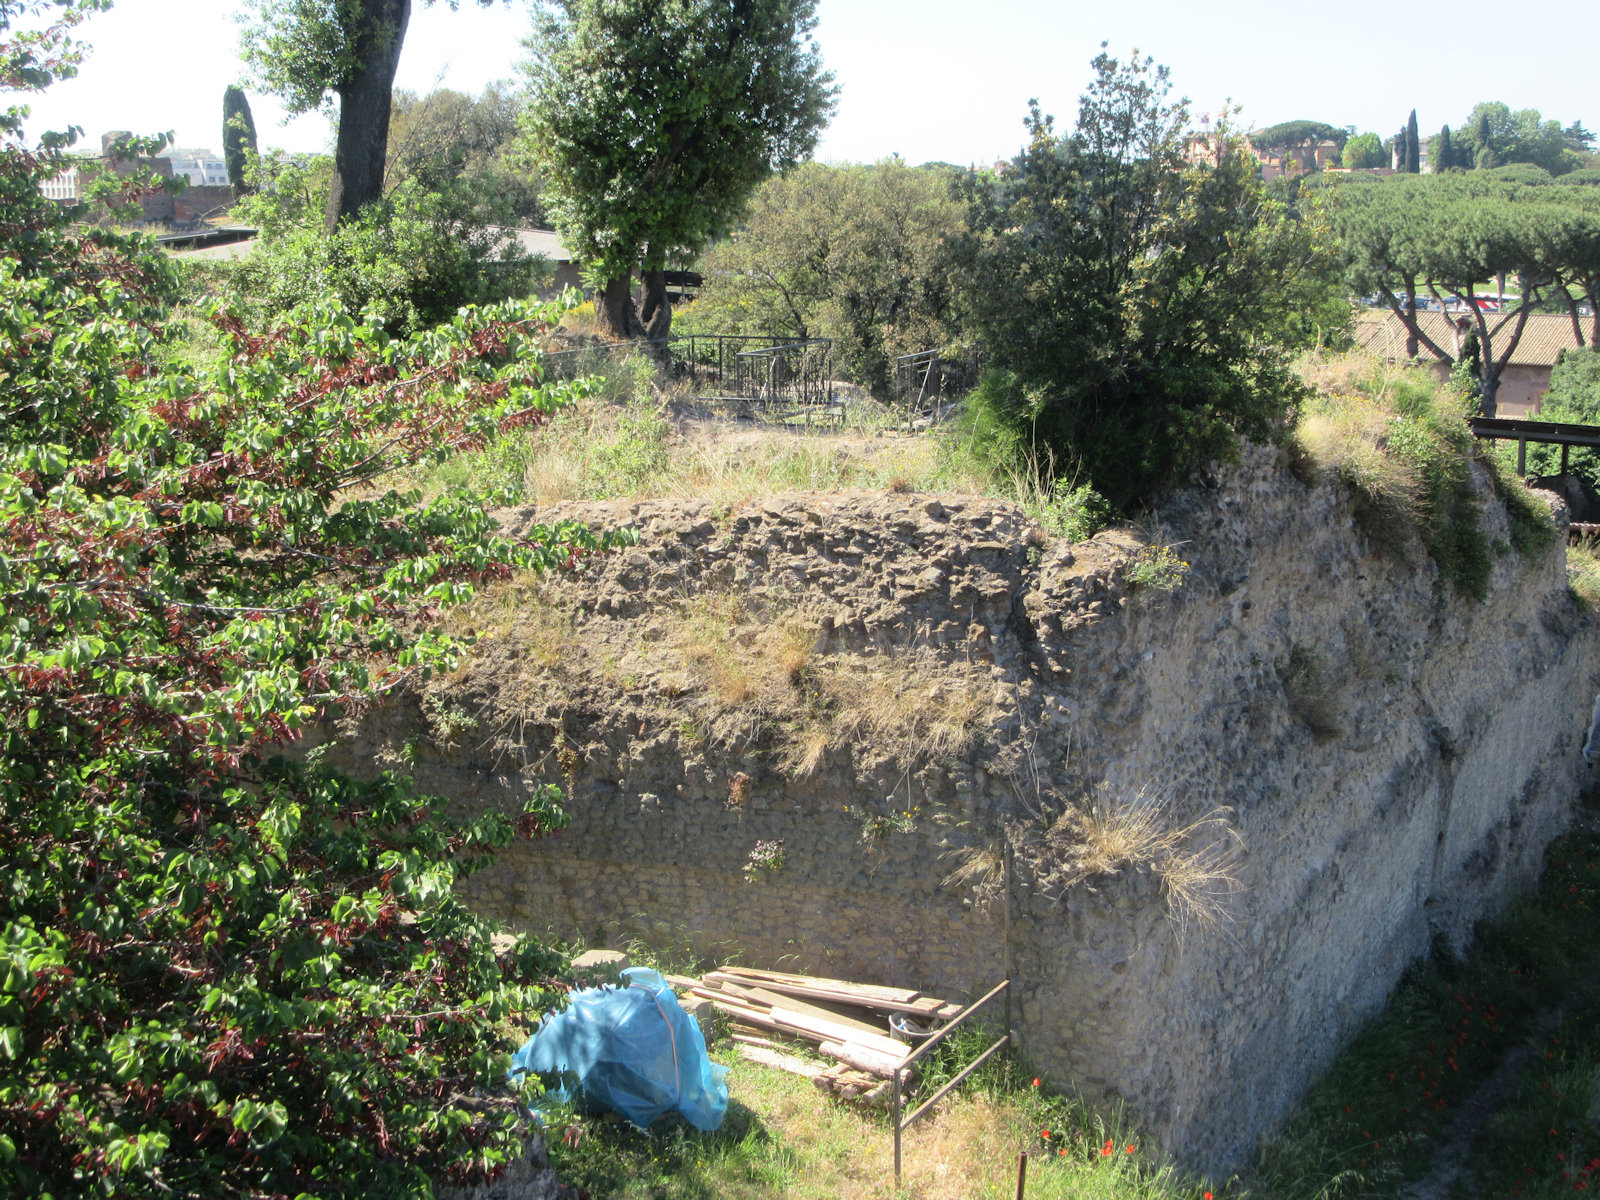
(679, 333), (836, 419)
(537, 333), (839, 421)
(893, 349), (979, 415)
(891, 977), (1012, 1181)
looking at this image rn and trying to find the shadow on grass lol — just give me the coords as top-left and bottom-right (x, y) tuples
(546, 1098), (782, 1200)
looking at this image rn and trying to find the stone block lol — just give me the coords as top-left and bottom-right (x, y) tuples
(570, 948), (630, 986)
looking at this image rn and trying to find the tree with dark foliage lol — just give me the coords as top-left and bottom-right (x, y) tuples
(952, 50), (1333, 509)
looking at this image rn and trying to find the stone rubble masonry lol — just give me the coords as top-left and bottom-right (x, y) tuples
(322, 444), (1599, 1172)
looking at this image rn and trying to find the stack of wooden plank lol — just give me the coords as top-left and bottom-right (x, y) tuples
(682, 965), (963, 1106)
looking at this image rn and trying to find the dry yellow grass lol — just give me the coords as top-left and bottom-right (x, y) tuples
(1291, 391), (1424, 521)
(668, 589), (993, 774)
(1037, 783), (1244, 935)
(796, 661), (990, 775)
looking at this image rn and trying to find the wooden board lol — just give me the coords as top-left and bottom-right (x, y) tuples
(698, 994), (828, 1046)
(740, 1045), (824, 1079)
(818, 1039), (913, 1080)
(715, 970), (952, 1019)
(702, 976), (889, 1042)
(717, 966), (921, 1004)
(698, 988), (910, 1060)
(765, 1006), (909, 1060)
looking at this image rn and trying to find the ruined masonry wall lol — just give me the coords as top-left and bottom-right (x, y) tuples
(326, 445), (1599, 1171)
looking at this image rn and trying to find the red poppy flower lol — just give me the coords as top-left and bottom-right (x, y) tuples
(1101, 1139), (1114, 1157)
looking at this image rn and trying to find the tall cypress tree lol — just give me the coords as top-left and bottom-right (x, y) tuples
(222, 85), (258, 195)
(1437, 125), (1453, 171)
(1395, 125), (1409, 171)
(1406, 109), (1420, 173)
(1471, 111), (1496, 169)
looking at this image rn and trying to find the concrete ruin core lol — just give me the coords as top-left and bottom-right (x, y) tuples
(325, 443), (1599, 1171)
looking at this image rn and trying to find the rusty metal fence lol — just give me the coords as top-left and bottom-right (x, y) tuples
(537, 334), (840, 423)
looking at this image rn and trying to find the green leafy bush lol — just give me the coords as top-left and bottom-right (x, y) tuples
(0, 10), (627, 1192)
(1039, 481), (1114, 542)
(227, 156), (548, 334)
(951, 52), (1334, 510)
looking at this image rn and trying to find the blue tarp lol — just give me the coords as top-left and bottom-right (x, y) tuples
(508, 966), (729, 1131)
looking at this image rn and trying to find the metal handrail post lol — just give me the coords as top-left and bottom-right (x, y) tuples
(1003, 838), (1012, 1045)
(891, 976), (1011, 1184)
(893, 1066), (902, 1180)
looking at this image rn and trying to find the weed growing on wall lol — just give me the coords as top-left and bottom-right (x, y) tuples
(743, 838), (789, 880)
(1279, 643), (1345, 740)
(1018, 784), (1244, 935)
(1290, 354), (1557, 599)
(1483, 452), (1559, 559)
(1568, 544), (1600, 609)
(1037, 480), (1115, 542)
(1124, 544), (1190, 593)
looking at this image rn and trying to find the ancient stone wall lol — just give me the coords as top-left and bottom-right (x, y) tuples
(324, 445), (1599, 1170)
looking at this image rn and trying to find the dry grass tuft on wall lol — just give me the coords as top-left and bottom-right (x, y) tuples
(1280, 642), (1345, 741)
(1026, 783), (1245, 935)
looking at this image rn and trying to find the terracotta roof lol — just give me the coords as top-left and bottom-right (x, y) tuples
(1355, 309), (1583, 368)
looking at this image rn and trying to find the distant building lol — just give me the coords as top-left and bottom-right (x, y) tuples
(36, 134), (236, 228)
(39, 163), (87, 202)
(1355, 309), (1586, 417)
(165, 148), (230, 188)
(1184, 131), (1342, 180)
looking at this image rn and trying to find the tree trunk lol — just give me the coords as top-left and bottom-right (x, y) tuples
(639, 268), (671, 343)
(598, 273), (645, 340)
(598, 270), (674, 353)
(325, 0), (412, 232)
(1479, 366), (1499, 418)
(1403, 274), (1419, 359)
(1564, 292), (1586, 348)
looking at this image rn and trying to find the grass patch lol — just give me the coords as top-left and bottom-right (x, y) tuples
(1569, 543), (1600, 610)
(542, 1034), (1219, 1200)
(1461, 991), (1600, 1198)
(1254, 827), (1600, 1200)
(1291, 354), (1503, 599)
(667, 590), (993, 776)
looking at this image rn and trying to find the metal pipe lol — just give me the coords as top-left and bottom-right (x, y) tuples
(1003, 837), (1012, 1046)
(893, 1061), (902, 1180)
(900, 978), (1011, 1072)
(900, 1034), (1011, 1129)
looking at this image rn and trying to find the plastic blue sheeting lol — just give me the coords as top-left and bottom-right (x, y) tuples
(509, 966), (729, 1131)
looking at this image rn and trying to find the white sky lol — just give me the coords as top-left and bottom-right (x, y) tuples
(14, 0), (1596, 165)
